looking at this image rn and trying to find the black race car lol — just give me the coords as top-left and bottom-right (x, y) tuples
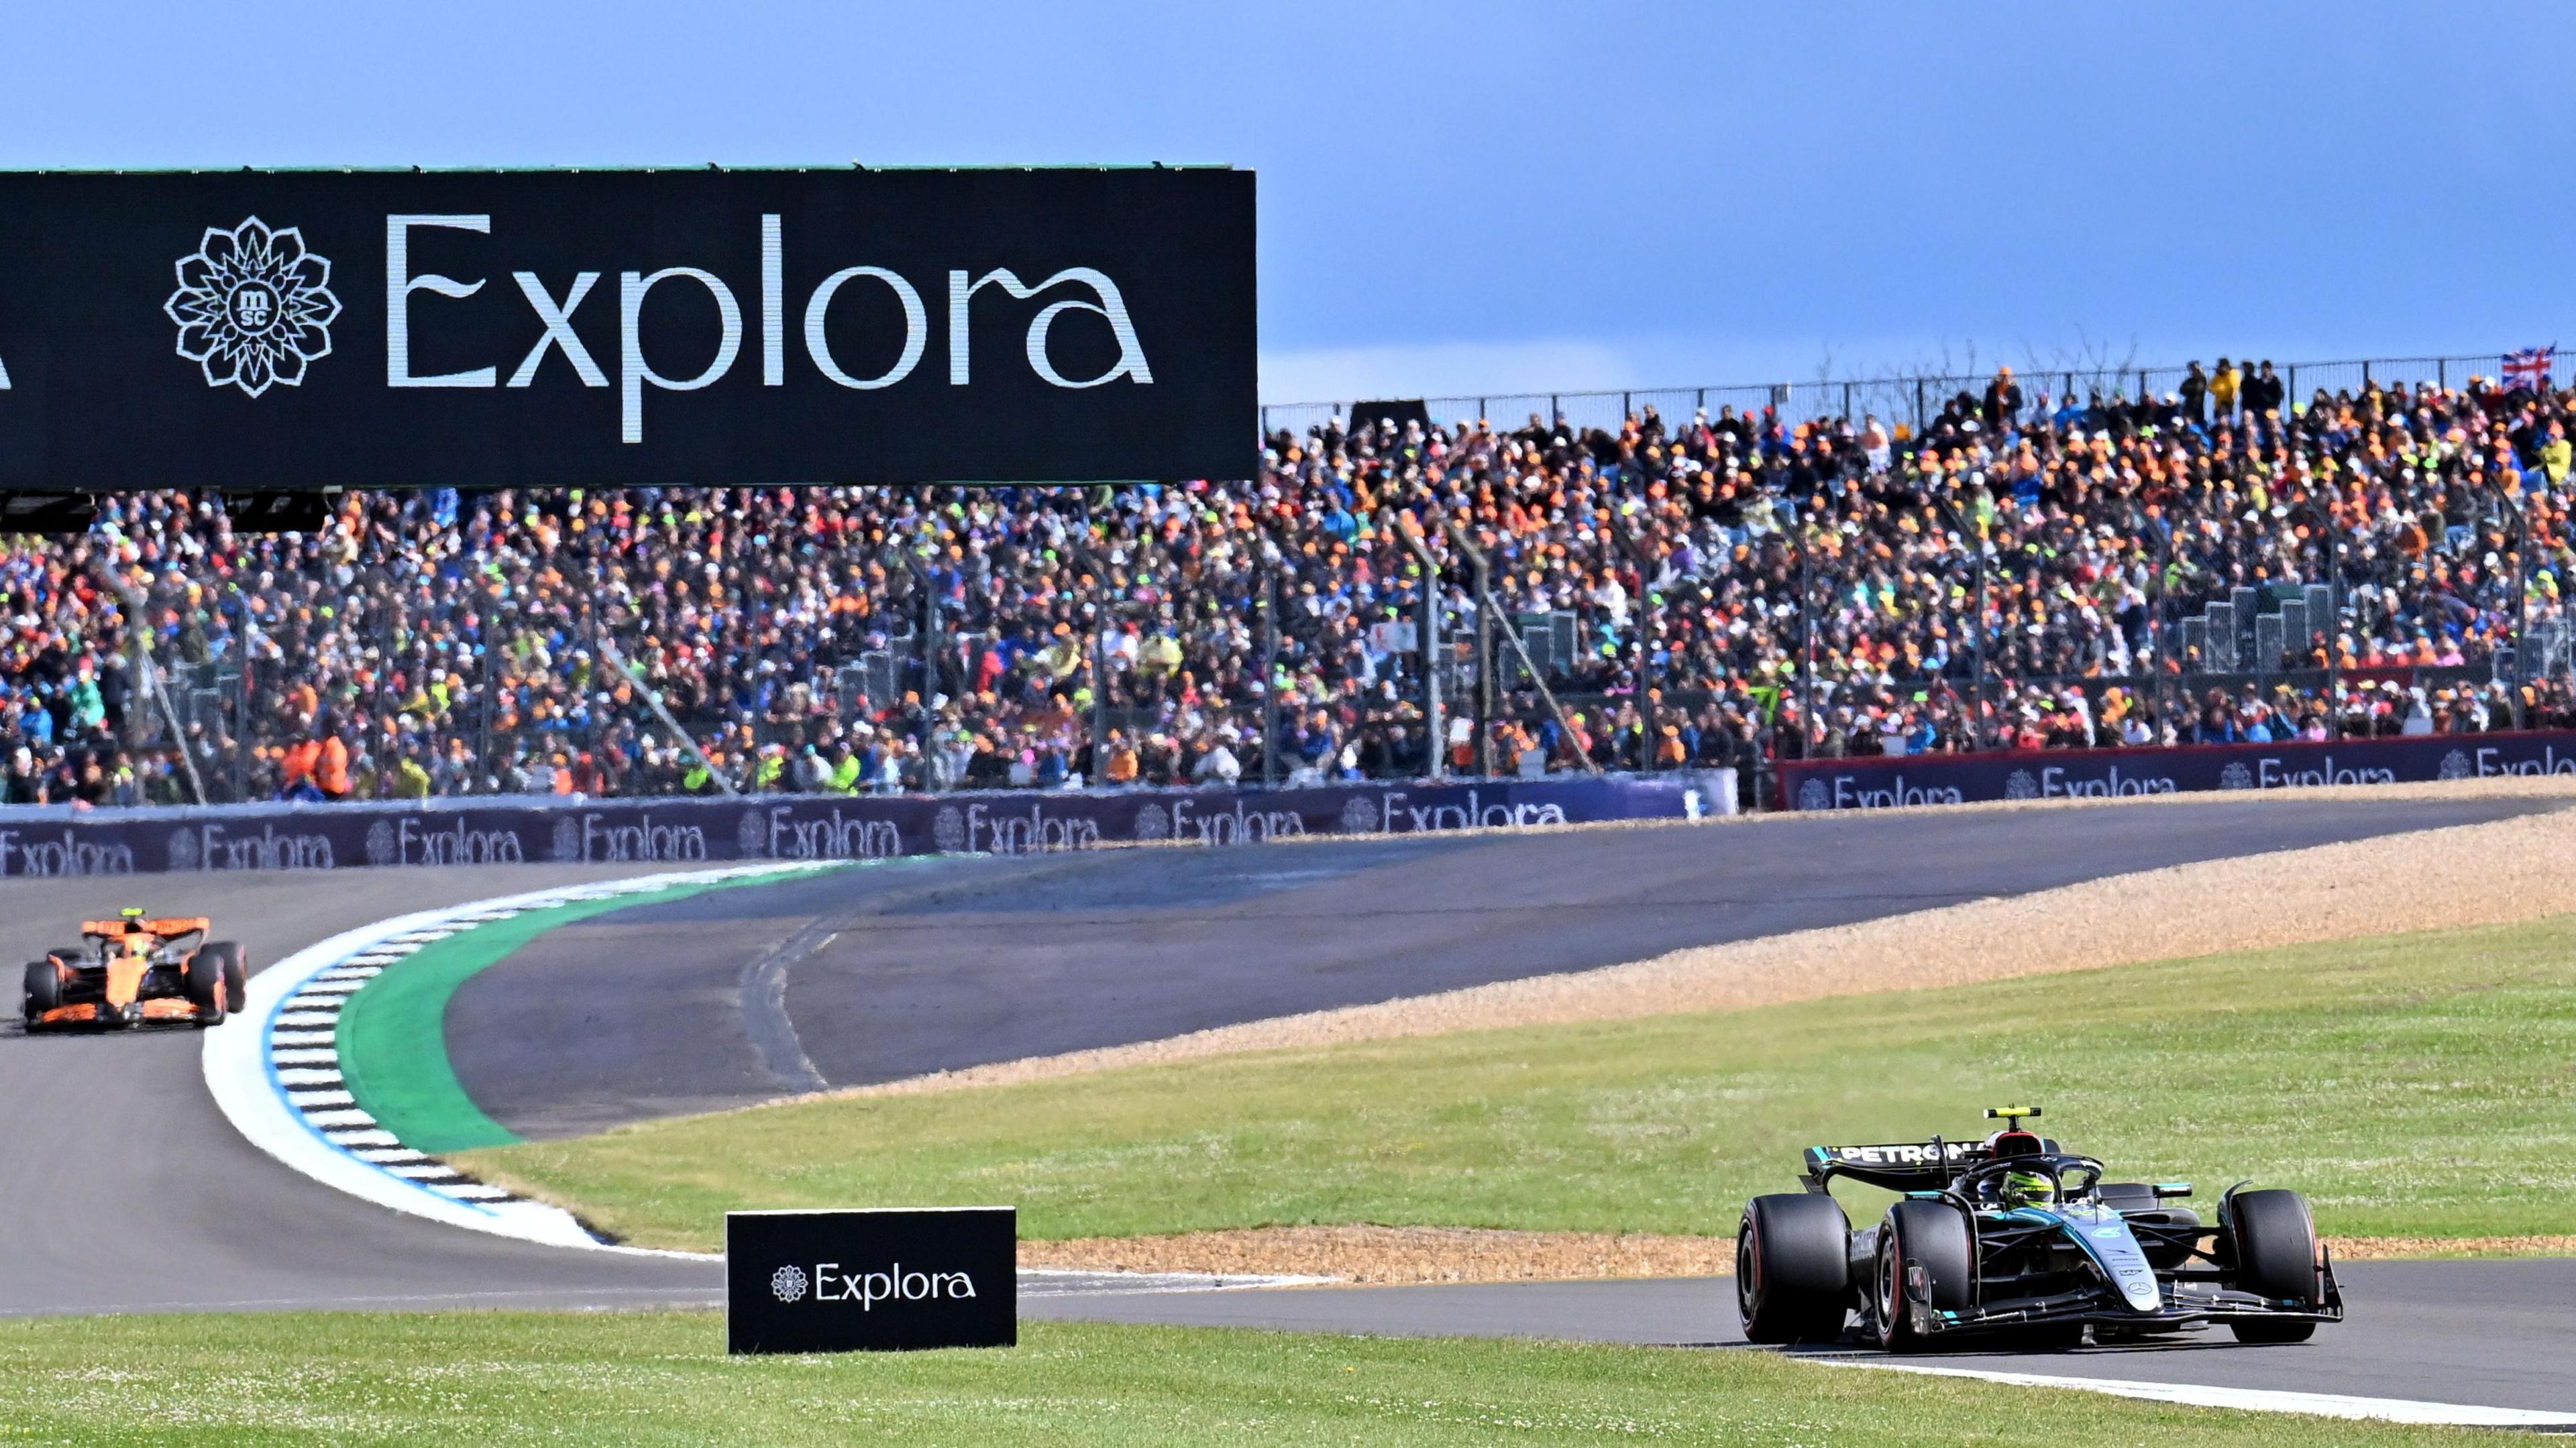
(1735, 1107), (2342, 1350)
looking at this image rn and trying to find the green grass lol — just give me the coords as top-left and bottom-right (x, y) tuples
(464, 915), (2576, 1251)
(0, 1313), (2497, 1447)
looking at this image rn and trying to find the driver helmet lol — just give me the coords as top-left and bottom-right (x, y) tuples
(2001, 1168), (2057, 1207)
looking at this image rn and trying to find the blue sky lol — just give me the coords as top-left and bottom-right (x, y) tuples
(5, 3), (2566, 402)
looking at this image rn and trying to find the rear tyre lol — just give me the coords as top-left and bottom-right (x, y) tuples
(1874, 1199), (1974, 1352)
(2227, 1188), (2320, 1344)
(1736, 1194), (1851, 1344)
(184, 949), (227, 1025)
(22, 959), (62, 1023)
(201, 942), (249, 1015)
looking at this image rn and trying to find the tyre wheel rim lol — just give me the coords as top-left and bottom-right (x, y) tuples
(1736, 1225), (1758, 1321)
(1877, 1238), (1899, 1341)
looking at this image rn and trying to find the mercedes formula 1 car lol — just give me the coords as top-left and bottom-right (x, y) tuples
(1735, 1107), (2341, 1350)
(21, 909), (248, 1030)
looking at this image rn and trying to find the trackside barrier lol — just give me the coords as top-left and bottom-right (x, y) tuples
(1776, 732), (2576, 812)
(0, 771), (1737, 878)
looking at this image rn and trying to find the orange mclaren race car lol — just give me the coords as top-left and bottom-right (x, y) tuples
(21, 907), (248, 1030)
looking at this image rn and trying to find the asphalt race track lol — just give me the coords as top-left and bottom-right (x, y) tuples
(1, 795), (2571, 1421)
(1025, 1259), (2576, 1417)
(0, 863), (723, 1316)
(449, 793), (2548, 1138)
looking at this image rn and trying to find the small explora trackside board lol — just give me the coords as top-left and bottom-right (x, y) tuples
(727, 1208), (1017, 1353)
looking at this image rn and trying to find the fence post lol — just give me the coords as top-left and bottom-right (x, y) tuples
(2438, 358), (2447, 390)
(1263, 565), (1281, 787)
(2288, 364), (2296, 410)
(1913, 378), (1925, 435)
(2138, 368), (2149, 403)
(2363, 358), (2372, 386)
(1622, 390), (1631, 423)
(1259, 405), (1269, 436)
(1695, 387), (1705, 412)
(1550, 394), (1560, 427)
(1842, 381), (1852, 422)
(1477, 397), (1487, 424)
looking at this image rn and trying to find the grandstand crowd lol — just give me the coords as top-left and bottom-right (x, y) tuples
(5, 357), (2573, 807)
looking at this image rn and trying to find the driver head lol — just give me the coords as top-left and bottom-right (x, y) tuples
(2002, 1169), (2058, 1208)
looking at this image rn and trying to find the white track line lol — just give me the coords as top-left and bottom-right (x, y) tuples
(1827, 1360), (2576, 1429)
(203, 863), (835, 1254)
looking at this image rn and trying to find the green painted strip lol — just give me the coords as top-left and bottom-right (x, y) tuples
(337, 870), (829, 1154)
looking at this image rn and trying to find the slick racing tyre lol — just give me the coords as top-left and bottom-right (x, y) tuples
(1874, 1199), (1973, 1352)
(2227, 1189), (2320, 1343)
(23, 958), (62, 1024)
(184, 948), (228, 1025)
(200, 942), (249, 1015)
(1736, 1194), (1849, 1343)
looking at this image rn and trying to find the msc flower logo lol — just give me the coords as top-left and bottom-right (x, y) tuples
(770, 1265), (809, 1303)
(1131, 802), (1171, 841)
(162, 217), (342, 398)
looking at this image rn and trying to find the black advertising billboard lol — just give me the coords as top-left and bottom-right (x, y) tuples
(727, 1208), (1016, 1353)
(0, 168), (1256, 489)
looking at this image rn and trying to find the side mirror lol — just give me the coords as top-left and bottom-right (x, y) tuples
(2152, 1182), (2194, 1200)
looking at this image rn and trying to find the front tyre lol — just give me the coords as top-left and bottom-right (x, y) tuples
(1736, 1194), (1850, 1343)
(2227, 1188), (2321, 1344)
(22, 959), (62, 1025)
(1874, 1199), (1974, 1352)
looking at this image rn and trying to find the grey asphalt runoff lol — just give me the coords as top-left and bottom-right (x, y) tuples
(1026, 1258), (2576, 1416)
(449, 793), (2555, 1139)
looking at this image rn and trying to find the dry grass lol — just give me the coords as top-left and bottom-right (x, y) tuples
(1021, 1227), (1738, 1284)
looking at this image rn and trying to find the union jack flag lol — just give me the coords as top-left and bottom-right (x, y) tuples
(2503, 345), (2555, 390)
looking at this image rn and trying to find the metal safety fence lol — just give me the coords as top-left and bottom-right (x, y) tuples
(1260, 348), (2573, 441)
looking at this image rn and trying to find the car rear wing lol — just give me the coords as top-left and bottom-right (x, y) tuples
(1800, 1136), (2060, 1194)
(80, 917), (211, 940)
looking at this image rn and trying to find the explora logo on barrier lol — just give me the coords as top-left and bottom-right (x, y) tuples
(365, 816), (527, 867)
(1170, 796), (1307, 844)
(934, 801), (1102, 855)
(746, 805), (903, 861)
(769, 1262), (977, 1309)
(547, 812), (708, 862)
(166, 822), (334, 871)
(2253, 755), (2398, 789)
(1350, 789), (1571, 833)
(2030, 765), (2177, 799)
(384, 215), (1152, 443)
(2474, 744), (2576, 777)
(1812, 774), (1966, 810)
(0, 828), (135, 877)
